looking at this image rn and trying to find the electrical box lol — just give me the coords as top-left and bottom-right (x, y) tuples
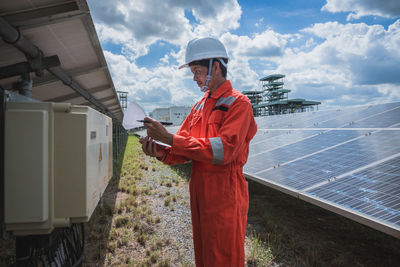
(4, 102), (113, 235)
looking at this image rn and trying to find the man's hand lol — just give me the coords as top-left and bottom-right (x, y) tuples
(139, 136), (165, 158)
(143, 117), (173, 145)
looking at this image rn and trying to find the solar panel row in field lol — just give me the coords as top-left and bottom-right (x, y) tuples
(245, 102), (400, 238)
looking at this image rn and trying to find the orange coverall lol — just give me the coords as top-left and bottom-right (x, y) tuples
(160, 80), (257, 266)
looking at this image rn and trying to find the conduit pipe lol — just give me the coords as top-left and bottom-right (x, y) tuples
(0, 17), (116, 120)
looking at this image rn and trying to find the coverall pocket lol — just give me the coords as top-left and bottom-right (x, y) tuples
(190, 114), (202, 134)
(207, 112), (224, 137)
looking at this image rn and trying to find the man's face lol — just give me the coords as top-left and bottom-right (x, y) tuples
(190, 65), (210, 89)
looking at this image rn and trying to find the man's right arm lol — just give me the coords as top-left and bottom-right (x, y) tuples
(157, 109), (194, 165)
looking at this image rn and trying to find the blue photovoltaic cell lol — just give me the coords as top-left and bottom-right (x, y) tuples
(343, 106), (400, 128)
(245, 130), (369, 174)
(250, 130), (286, 144)
(310, 102), (400, 129)
(249, 130), (320, 156)
(252, 130), (400, 191)
(305, 156), (400, 226)
(255, 109), (337, 129)
(254, 102), (400, 130)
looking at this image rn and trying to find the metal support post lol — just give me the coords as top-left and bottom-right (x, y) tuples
(0, 88), (5, 238)
(12, 73), (32, 98)
(117, 125), (119, 158)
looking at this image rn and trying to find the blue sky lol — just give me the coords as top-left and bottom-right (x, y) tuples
(87, 0), (400, 113)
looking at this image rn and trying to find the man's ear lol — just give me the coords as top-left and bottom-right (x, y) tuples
(213, 61), (221, 75)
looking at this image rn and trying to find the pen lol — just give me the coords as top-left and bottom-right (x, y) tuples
(137, 119), (151, 123)
(137, 120), (173, 126)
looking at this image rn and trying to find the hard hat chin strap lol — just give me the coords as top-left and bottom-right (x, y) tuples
(217, 58), (227, 68)
(201, 59), (214, 92)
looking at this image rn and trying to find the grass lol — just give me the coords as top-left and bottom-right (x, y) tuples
(246, 231), (274, 266)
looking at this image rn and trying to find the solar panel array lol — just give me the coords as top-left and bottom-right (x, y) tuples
(136, 102), (400, 237)
(245, 102), (400, 238)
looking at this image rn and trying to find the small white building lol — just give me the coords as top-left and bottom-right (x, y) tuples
(150, 107), (170, 122)
(150, 106), (191, 125)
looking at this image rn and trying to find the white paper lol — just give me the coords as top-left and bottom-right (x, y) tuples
(122, 101), (147, 130)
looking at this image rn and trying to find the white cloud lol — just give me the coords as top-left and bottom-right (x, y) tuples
(87, 0), (244, 112)
(255, 18), (264, 27)
(222, 30), (289, 59)
(103, 18), (400, 111)
(275, 19), (400, 108)
(88, 0), (241, 61)
(217, 30), (292, 92)
(322, 0), (400, 20)
(88, 0), (400, 113)
(191, 0), (242, 37)
(103, 51), (200, 113)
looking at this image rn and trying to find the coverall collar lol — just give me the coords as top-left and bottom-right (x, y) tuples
(206, 80), (232, 100)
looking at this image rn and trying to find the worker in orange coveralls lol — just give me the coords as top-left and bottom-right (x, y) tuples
(140, 37), (257, 267)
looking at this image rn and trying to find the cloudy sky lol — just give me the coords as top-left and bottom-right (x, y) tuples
(87, 0), (400, 113)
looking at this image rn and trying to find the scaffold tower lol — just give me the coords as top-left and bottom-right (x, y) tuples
(260, 74), (290, 103)
(242, 90), (263, 116)
(243, 74), (321, 117)
(117, 91), (128, 112)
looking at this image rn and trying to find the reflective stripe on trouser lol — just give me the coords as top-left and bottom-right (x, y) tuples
(189, 164), (249, 267)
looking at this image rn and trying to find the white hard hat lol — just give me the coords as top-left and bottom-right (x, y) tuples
(179, 37), (229, 69)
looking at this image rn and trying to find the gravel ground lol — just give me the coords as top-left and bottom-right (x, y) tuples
(138, 160), (195, 265)
(83, 137), (198, 266)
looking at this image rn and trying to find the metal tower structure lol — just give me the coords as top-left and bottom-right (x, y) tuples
(117, 91), (128, 112)
(246, 74), (321, 117)
(260, 74), (290, 103)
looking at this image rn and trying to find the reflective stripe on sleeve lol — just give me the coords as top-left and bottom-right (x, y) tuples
(209, 137), (224, 165)
(215, 96), (236, 107)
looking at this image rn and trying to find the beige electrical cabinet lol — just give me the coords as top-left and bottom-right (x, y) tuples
(4, 102), (113, 235)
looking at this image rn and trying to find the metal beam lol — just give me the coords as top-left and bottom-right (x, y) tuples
(110, 106), (121, 112)
(0, 89), (5, 238)
(33, 65), (107, 87)
(0, 16), (117, 120)
(0, 2), (87, 30)
(109, 104), (122, 111)
(103, 97), (119, 104)
(45, 85), (110, 102)
(80, 95), (116, 106)
(47, 67), (114, 118)
(0, 55), (60, 79)
(79, 9), (123, 116)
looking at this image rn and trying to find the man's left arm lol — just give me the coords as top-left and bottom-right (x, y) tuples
(171, 99), (256, 165)
(213, 99), (256, 164)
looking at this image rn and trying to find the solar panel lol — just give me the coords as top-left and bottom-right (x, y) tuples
(245, 102), (400, 238)
(246, 130), (370, 173)
(302, 155), (400, 235)
(249, 130), (320, 155)
(343, 107), (400, 128)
